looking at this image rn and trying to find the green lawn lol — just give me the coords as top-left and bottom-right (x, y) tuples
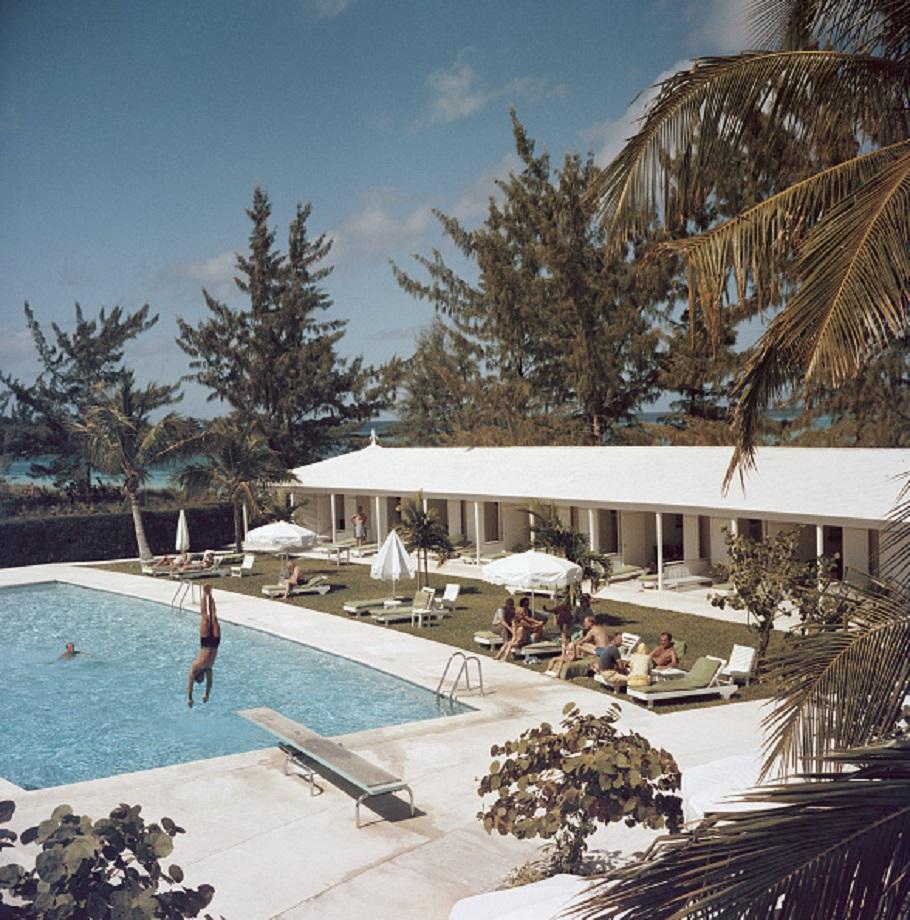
(98, 554), (777, 710)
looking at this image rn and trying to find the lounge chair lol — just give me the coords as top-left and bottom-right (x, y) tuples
(607, 563), (649, 584)
(513, 640), (563, 660)
(230, 553), (256, 577)
(473, 630), (504, 649)
(371, 587), (437, 625)
(433, 583), (461, 611)
(719, 644), (757, 685)
(171, 561), (227, 579)
(141, 557), (181, 576)
(626, 656), (738, 708)
(240, 707), (415, 828)
(620, 632), (641, 657)
(352, 542), (379, 557)
(343, 597), (391, 615)
(261, 574), (330, 598)
(458, 544), (479, 563)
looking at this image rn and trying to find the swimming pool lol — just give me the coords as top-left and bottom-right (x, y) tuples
(1, 583), (467, 789)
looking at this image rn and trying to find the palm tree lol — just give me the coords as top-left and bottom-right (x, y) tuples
(72, 371), (198, 561)
(572, 3), (910, 915)
(177, 415), (288, 552)
(522, 501), (612, 592)
(397, 493), (454, 589)
(589, 0), (909, 484)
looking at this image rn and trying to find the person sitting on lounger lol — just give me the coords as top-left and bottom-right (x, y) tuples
(491, 597), (516, 638)
(516, 597), (546, 640)
(282, 564), (303, 599)
(495, 603), (526, 661)
(597, 632), (630, 685)
(187, 584), (220, 708)
(575, 613), (612, 657)
(650, 632), (679, 669)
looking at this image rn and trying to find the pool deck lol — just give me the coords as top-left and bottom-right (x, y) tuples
(0, 564), (768, 919)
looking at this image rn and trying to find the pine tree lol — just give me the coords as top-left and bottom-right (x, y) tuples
(177, 188), (387, 467)
(393, 113), (670, 444)
(0, 303), (157, 492)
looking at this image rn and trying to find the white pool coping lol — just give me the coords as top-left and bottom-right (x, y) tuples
(0, 564), (770, 919)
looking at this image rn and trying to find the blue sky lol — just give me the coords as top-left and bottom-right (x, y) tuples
(0, 0), (750, 417)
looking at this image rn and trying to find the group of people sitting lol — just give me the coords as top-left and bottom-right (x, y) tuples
(490, 591), (681, 687)
(151, 550), (217, 572)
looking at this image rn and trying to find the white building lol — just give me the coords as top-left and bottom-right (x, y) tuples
(284, 444), (909, 586)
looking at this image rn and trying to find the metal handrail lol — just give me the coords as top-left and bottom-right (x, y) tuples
(436, 651), (484, 702)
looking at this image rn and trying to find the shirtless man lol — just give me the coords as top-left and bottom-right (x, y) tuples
(282, 564), (302, 600)
(351, 507), (369, 547)
(187, 584), (221, 707)
(575, 613), (612, 657)
(650, 632), (679, 669)
(60, 642), (80, 659)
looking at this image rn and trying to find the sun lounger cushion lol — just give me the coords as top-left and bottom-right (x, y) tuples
(474, 630), (504, 647)
(632, 656), (720, 694)
(514, 640), (563, 659)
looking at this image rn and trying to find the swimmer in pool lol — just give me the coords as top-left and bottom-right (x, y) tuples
(187, 584), (220, 707)
(60, 642), (80, 659)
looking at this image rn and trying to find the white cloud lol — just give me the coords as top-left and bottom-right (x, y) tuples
(450, 151), (522, 221)
(331, 189), (437, 264)
(688, 0), (752, 52)
(421, 50), (565, 127)
(175, 250), (238, 299)
(583, 60), (692, 167)
(305, 0), (351, 20)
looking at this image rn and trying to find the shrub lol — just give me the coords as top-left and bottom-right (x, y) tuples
(0, 799), (215, 918)
(0, 504), (234, 567)
(477, 702), (682, 873)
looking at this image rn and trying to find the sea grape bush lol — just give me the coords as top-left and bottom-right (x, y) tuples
(0, 799), (215, 918)
(477, 703), (682, 873)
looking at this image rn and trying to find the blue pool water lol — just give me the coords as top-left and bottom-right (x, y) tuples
(1, 583), (466, 789)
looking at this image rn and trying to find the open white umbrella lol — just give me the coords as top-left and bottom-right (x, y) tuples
(243, 521), (317, 554)
(175, 509), (190, 554)
(370, 529), (416, 598)
(482, 550), (582, 611)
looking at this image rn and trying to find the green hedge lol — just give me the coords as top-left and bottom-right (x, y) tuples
(0, 504), (235, 567)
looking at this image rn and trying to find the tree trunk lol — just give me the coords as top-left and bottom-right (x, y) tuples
(127, 486), (153, 562)
(233, 497), (244, 553)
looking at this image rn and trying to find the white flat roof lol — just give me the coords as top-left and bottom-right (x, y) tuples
(289, 445), (910, 527)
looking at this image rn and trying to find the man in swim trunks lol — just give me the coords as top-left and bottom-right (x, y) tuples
(351, 506), (368, 547)
(187, 583), (220, 707)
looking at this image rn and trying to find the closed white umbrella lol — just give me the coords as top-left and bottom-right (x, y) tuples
(175, 509), (190, 554)
(370, 529), (416, 598)
(482, 550), (582, 612)
(243, 521), (317, 554)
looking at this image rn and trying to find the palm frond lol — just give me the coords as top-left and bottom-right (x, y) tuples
(760, 581), (910, 778)
(590, 50), (909, 242)
(725, 147), (910, 481)
(883, 473), (910, 583)
(573, 740), (910, 920)
(665, 141), (910, 340)
(751, 0), (910, 59)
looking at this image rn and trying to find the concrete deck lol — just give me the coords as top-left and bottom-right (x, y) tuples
(0, 564), (769, 919)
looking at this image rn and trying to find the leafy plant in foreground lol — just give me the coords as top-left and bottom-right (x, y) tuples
(0, 799), (215, 918)
(477, 702), (682, 874)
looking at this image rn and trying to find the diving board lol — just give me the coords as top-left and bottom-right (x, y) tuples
(239, 706), (416, 828)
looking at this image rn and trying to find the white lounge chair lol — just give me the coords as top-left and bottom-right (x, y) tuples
(620, 632), (642, 657)
(230, 553), (255, 577)
(626, 656), (738, 708)
(371, 587), (436, 625)
(434, 583), (461, 611)
(261, 574), (330, 598)
(719, 644), (757, 686)
(343, 597), (390, 615)
(473, 630), (504, 649)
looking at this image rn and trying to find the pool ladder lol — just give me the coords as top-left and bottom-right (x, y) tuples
(436, 651), (484, 703)
(170, 579), (196, 614)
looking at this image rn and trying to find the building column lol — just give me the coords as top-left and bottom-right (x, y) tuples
(588, 508), (599, 552)
(656, 512), (664, 591)
(422, 495), (428, 513)
(730, 518), (739, 538)
(816, 524), (824, 560)
(374, 495), (384, 544)
(474, 501), (483, 564)
(528, 510), (535, 546)
(242, 502), (249, 540)
(330, 494), (337, 544)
